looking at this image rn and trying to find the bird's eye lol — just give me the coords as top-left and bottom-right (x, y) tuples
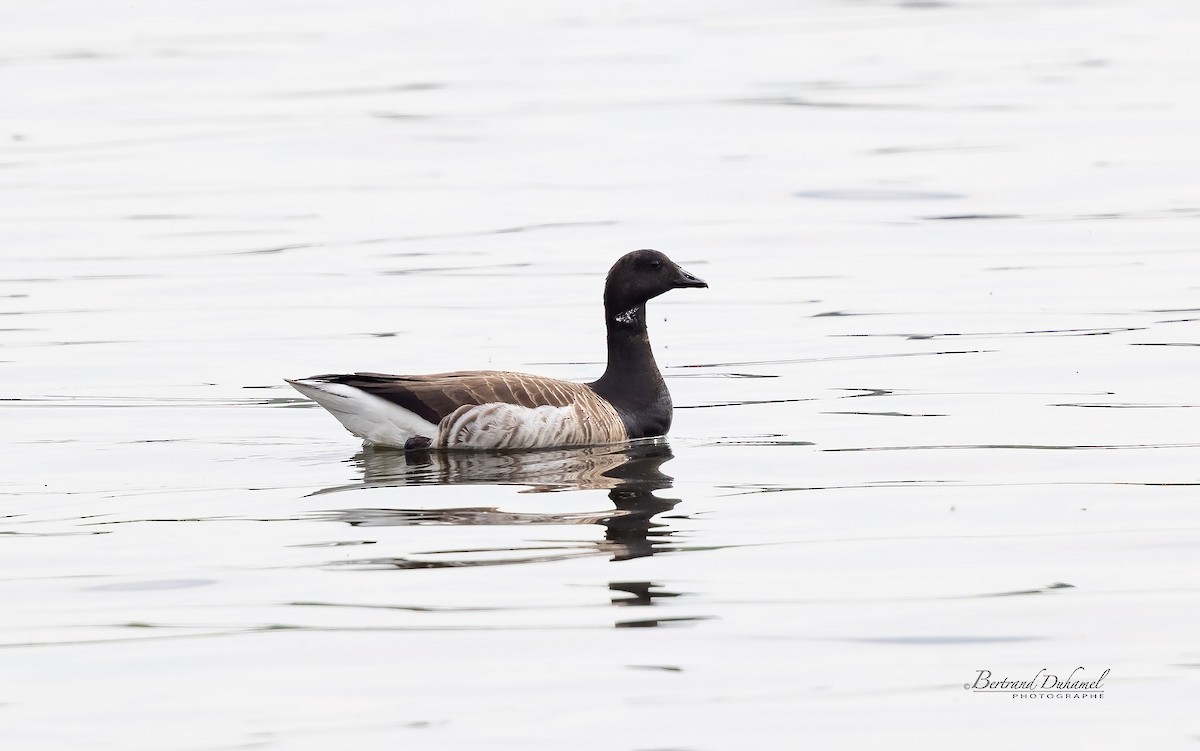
(649, 260), (662, 270)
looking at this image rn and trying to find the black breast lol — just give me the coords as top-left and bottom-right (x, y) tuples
(606, 381), (673, 440)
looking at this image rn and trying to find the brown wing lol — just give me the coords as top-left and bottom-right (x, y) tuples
(315, 370), (593, 425)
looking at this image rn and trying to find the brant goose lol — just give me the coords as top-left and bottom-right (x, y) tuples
(287, 249), (707, 450)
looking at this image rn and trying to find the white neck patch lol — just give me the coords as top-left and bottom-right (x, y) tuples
(614, 307), (639, 326)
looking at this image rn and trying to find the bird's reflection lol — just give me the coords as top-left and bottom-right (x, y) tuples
(314, 439), (683, 565)
(335, 438), (675, 494)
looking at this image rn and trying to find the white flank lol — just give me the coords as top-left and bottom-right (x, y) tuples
(438, 402), (605, 449)
(286, 378), (437, 448)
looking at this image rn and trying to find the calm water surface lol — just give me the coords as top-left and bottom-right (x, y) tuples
(3, 0), (1198, 748)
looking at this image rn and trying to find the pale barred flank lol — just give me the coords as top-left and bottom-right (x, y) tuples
(436, 393), (626, 450)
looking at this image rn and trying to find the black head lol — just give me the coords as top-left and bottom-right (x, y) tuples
(603, 249), (707, 319)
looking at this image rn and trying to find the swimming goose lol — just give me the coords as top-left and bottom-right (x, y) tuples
(286, 249), (707, 451)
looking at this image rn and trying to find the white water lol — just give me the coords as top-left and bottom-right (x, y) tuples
(3, 1), (1198, 748)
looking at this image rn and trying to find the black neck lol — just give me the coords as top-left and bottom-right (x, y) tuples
(589, 304), (673, 438)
